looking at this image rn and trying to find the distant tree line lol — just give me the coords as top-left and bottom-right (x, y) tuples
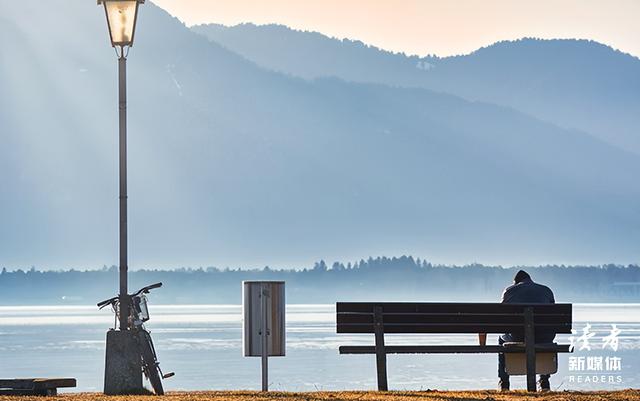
(1, 256), (639, 305)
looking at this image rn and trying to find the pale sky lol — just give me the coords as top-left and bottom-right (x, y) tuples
(151, 0), (640, 58)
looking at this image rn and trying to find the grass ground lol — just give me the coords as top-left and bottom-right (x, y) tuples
(1, 390), (639, 401)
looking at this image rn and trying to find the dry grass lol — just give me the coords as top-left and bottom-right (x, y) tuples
(1, 390), (639, 401)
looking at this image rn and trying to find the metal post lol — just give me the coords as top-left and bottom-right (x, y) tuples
(118, 49), (129, 331)
(524, 307), (537, 392)
(261, 283), (269, 392)
(373, 305), (388, 391)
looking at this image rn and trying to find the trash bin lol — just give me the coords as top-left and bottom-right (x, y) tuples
(242, 281), (285, 357)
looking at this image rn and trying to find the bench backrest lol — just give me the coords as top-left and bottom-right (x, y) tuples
(336, 302), (572, 334)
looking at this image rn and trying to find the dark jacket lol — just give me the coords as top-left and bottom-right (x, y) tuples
(501, 277), (555, 304)
(501, 277), (556, 342)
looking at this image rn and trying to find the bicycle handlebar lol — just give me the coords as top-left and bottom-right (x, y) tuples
(97, 283), (162, 309)
(97, 296), (118, 309)
(132, 282), (163, 297)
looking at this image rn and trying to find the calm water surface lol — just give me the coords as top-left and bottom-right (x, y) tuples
(0, 304), (638, 392)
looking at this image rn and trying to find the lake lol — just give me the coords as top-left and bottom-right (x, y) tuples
(0, 304), (638, 392)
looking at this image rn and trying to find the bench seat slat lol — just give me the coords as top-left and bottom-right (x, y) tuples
(338, 314), (570, 325)
(337, 302), (572, 334)
(338, 312), (572, 317)
(0, 378), (77, 390)
(338, 323), (571, 334)
(339, 344), (571, 354)
(337, 302), (572, 315)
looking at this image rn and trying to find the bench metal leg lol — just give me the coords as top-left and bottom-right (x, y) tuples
(35, 388), (57, 396)
(374, 305), (388, 391)
(524, 307), (536, 392)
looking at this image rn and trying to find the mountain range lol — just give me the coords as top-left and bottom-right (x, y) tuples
(1, 1), (639, 269)
(193, 23), (640, 155)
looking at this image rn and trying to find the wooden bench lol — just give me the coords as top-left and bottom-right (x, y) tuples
(337, 302), (572, 392)
(0, 378), (77, 396)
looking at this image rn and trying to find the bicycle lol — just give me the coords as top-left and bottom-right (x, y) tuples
(98, 282), (174, 395)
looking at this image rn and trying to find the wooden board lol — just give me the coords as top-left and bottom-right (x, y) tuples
(0, 378), (76, 396)
(339, 344), (571, 354)
(337, 302), (572, 334)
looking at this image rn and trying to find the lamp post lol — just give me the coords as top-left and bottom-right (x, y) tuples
(98, 0), (144, 332)
(98, 1), (145, 394)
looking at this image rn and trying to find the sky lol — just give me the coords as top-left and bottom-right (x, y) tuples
(151, 0), (640, 58)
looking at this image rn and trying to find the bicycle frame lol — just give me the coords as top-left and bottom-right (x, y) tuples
(97, 282), (172, 395)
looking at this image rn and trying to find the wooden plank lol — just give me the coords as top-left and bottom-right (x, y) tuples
(338, 314), (571, 323)
(336, 303), (572, 334)
(337, 314), (569, 327)
(0, 378), (76, 390)
(373, 306), (388, 391)
(337, 322), (570, 334)
(337, 313), (570, 323)
(0, 380), (35, 390)
(339, 344), (571, 354)
(337, 302), (572, 315)
(33, 378), (77, 388)
(524, 307), (537, 392)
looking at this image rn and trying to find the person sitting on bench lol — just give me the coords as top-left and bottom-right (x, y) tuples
(498, 270), (556, 392)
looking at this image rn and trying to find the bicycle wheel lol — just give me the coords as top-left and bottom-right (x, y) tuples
(138, 329), (165, 395)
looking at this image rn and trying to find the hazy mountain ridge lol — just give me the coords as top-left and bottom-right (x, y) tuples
(193, 23), (640, 154)
(1, 1), (640, 269)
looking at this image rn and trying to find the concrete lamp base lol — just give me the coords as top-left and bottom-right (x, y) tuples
(104, 330), (143, 395)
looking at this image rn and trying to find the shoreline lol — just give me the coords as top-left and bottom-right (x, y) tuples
(1, 390), (639, 401)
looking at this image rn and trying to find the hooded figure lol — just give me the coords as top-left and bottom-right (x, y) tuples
(498, 270), (556, 391)
(501, 270), (555, 304)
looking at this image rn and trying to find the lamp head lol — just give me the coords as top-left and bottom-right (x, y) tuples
(98, 0), (144, 48)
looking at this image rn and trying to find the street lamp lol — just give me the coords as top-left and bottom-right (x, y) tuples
(100, 0), (143, 48)
(98, 0), (145, 394)
(98, 0), (143, 332)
